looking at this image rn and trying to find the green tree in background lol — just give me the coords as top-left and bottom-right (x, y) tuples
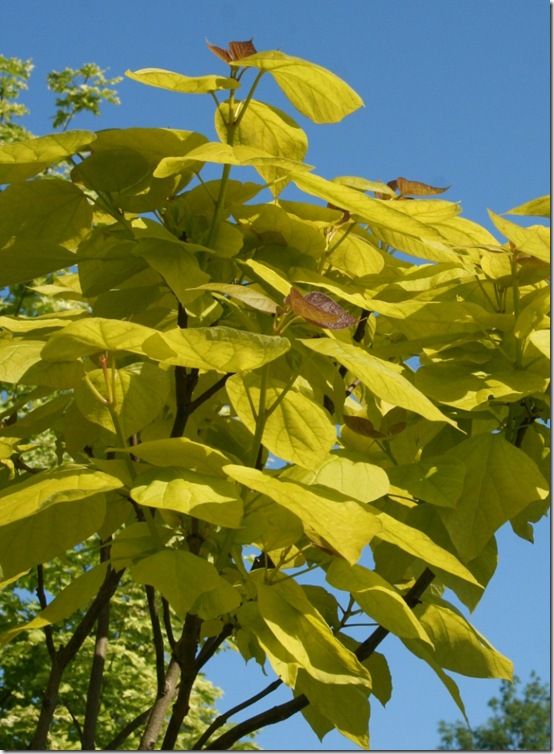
(438, 674), (551, 751)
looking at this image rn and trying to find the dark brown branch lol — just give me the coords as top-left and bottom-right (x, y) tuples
(204, 568), (435, 750)
(104, 706), (152, 749)
(193, 679), (282, 750)
(29, 567), (124, 749)
(162, 596), (177, 651)
(145, 585), (166, 696)
(161, 613), (202, 749)
(36, 565), (56, 660)
(82, 540), (112, 748)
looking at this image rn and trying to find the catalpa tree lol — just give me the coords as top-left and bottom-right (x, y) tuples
(0, 40), (549, 750)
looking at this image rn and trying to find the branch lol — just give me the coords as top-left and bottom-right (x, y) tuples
(30, 566), (124, 749)
(162, 597), (177, 651)
(192, 679), (282, 750)
(203, 568), (435, 750)
(139, 659), (181, 750)
(145, 585), (166, 695)
(82, 540), (112, 748)
(195, 622), (234, 671)
(36, 564), (56, 660)
(161, 613), (202, 749)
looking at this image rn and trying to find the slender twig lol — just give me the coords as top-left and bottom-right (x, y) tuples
(203, 568), (435, 750)
(162, 597), (177, 652)
(30, 567), (124, 749)
(82, 540), (112, 748)
(145, 585), (166, 696)
(195, 623), (234, 671)
(36, 565), (56, 660)
(193, 679), (282, 750)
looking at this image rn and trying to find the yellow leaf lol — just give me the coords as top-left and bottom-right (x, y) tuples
(126, 67), (239, 93)
(300, 337), (456, 426)
(131, 467), (242, 528)
(488, 210), (550, 262)
(231, 50), (364, 124)
(0, 466), (122, 527)
(143, 326), (290, 373)
(226, 373), (336, 469)
(41, 317), (155, 360)
(0, 130), (96, 183)
(224, 465), (382, 564)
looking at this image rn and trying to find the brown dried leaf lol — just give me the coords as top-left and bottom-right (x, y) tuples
(285, 287), (356, 329)
(206, 42), (232, 63)
(343, 415), (386, 438)
(388, 177), (449, 197)
(228, 39), (257, 60)
(207, 39), (257, 64)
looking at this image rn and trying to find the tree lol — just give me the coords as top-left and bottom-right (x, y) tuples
(0, 39), (550, 750)
(438, 674), (551, 750)
(0, 54), (237, 751)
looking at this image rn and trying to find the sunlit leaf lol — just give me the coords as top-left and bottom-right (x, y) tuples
(300, 337), (456, 426)
(231, 50), (364, 124)
(142, 326), (290, 372)
(130, 550), (240, 619)
(224, 464), (382, 564)
(0, 130), (96, 183)
(130, 466), (242, 528)
(0, 466), (122, 527)
(126, 67), (239, 93)
(226, 373), (336, 468)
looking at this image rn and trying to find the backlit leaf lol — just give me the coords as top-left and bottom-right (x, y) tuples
(300, 337), (456, 426)
(416, 600), (513, 679)
(75, 362), (170, 436)
(224, 465), (382, 564)
(231, 50), (364, 124)
(226, 373), (336, 468)
(283, 453), (389, 503)
(488, 210), (550, 262)
(0, 179), (92, 251)
(436, 434), (549, 560)
(130, 550), (240, 619)
(327, 560), (433, 645)
(256, 576), (372, 686)
(1, 562), (108, 646)
(505, 195), (550, 218)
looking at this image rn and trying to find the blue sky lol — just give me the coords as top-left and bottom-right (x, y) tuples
(3, 0), (549, 750)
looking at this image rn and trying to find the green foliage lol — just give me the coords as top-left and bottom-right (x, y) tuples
(438, 674), (551, 750)
(47, 63), (121, 130)
(0, 39), (550, 750)
(0, 550), (231, 750)
(0, 54), (33, 142)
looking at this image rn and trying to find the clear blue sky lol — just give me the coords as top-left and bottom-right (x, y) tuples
(3, 1), (549, 750)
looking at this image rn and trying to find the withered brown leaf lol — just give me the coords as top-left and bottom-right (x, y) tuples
(285, 287), (356, 329)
